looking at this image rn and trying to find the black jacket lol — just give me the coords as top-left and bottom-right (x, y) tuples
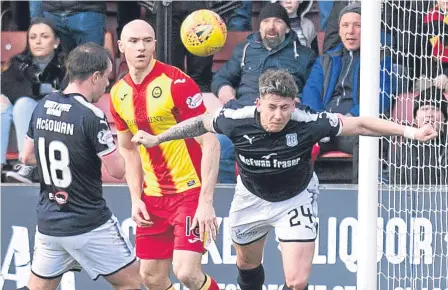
(1, 52), (66, 104)
(138, 1), (241, 18)
(390, 134), (447, 185)
(42, 1), (106, 15)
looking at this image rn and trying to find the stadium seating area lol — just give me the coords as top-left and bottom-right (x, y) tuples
(2, 1), (447, 184)
(0, 28), (338, 183)
(0, 1), (319, 183)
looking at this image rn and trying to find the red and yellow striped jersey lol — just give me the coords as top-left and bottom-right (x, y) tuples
(110, 59), (206, 196)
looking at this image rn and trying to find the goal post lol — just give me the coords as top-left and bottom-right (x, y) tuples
(358, 0), (448, 289)
(357, 0), (382, 290)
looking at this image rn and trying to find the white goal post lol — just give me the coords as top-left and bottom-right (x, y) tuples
(357, 0), (381, 289)
(358, 0), (448, 290)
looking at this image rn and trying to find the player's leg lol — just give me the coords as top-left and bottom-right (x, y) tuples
(137, 196), (175, 290)
(102, 259), (141, 290)
(233, 236), (267, 290)
(28, 230), (81, 290)
(171, 192), (219, 290)
(139, 258), (172, 290)
(61, 215), (141, 289)
(279, 241), (314, 290)
(172, 250), (219, 290)
(27, 273), (63, 290)
(229, 177), (272, 290)
(273, 175), (320, 290)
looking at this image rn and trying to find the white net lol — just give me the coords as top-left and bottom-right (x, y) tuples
(379, 1), (448, 289)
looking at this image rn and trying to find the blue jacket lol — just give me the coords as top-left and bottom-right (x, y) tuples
(302, 43), (394, 116)
(211, 31), (316, 105)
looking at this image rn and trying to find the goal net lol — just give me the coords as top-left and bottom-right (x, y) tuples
(379, 1), (448, 289)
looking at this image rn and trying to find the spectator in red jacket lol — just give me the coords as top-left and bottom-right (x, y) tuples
(420, 0), (448, 92)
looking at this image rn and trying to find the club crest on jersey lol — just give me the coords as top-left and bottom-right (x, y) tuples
(327, 113), (339, 127)
(152, 86), (162, 98)
(97, 129), (114, 145)
(286, 133), (298, 147)
(186, 93), (203, 109)
(185, 216), (201, 243)
(49, 191), (68, 205)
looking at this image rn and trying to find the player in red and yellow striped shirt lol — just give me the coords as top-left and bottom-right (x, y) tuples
(110, 20), (220, 290)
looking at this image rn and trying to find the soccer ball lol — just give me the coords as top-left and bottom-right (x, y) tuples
(180, 9), (227, 57)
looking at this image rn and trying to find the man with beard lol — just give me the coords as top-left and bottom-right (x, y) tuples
(211, 2), (316, 183)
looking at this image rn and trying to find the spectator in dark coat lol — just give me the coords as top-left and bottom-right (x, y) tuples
(1, 17), (67, 183)
(390, 88), (447, 186)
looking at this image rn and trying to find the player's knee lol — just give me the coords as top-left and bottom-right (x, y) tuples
(284, 277), (308, 290)
(174, 271), (194, 287)
(140, 266), (165, 286)
(109, 275), (142, 290)
(237, 252), (263, 269)
(139, 263), (153, 278)
(173, 265), (201, 287)
(112, 281), (143, 290)
(237, 264), (265, 290)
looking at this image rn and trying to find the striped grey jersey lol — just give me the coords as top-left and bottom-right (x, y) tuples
(212, 100), (342, 202)
(27, 92), (115, 237)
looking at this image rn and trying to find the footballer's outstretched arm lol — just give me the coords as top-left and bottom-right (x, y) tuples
(132, 111), (215, 148)
(157, 111), (215, 142)
(339, 115), (438, 142)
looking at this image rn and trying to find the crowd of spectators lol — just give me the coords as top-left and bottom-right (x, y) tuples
(1, 0), (447, 185)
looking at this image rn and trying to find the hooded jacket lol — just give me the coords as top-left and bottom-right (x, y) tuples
(272, 0), (318, 54)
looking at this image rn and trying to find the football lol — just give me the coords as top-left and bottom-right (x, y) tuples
(180, 9), (227, 57)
